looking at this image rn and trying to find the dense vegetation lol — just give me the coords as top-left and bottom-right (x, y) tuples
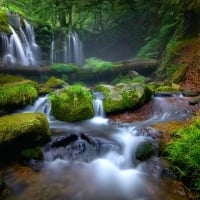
(1, 0), (200, 63)
(165, 117), (200, 195)
(0, 0), (200, 197)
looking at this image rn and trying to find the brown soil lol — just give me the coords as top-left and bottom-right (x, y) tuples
(175, 37), (200, 91)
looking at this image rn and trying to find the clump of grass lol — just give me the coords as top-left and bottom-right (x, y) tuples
(165, 117), (200, 195)
(51, 63), (79, 73)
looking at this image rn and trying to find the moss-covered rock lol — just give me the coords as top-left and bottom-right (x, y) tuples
(135, 142), (155, 161)
(0, 112), (50, 160)
(39, 76), (68, 95)
(20, 146), (44, 161)
(95, 83), (152, 113)
(50, 84), (94, 122)
(0, 78), (39, 114)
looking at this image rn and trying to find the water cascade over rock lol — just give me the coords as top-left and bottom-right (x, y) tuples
(51, 31), (84, 66)
(0, 13), (41, 67)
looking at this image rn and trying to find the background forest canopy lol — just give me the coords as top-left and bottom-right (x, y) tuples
(1, 0), (200, 61)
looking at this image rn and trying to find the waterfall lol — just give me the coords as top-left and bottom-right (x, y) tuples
(51, 31), (84, 66)
(1, 15), (41, 67)
(93, 92), (105, 117)
(22, 95), (52, 120)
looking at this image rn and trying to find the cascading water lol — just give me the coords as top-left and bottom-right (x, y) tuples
(51, 31), (84, 66)
(0, 14), (41, 67)
(1, 94), (191, 200)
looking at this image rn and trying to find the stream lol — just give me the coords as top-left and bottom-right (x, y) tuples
(0, 93), (194, 200)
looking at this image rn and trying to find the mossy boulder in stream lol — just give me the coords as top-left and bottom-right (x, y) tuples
(95, 83), (152, 113)
(39, 76), (69, 95)
(50, 84), (94, 122)
(0, 112), (50, 160)
(0, 74), (39, 114)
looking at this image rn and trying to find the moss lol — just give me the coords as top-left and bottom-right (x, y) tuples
(0, 81), (38, 113)
(155, 85), (180, 92)
(50, 84), (94, 122)
(39, 76), (68, 95)
(20, 146), (43, 161)
(0, 112), (50, 144)
(0, 112), (50, 160)
(95, 83), (152, 114)
(169, 64), (189, 83)
(135, 142), (154, 161)
(0, 74), (25, 85)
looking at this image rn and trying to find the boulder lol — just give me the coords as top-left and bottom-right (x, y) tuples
(39, 76), (68, 95)
(50, 84), (94, 122)
(0, 75), (39, 114)
(0, 112), (50, 160)
(135, 142), (155, 161)
(95, 83), (152, 113)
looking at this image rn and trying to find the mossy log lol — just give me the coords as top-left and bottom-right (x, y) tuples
(0, 59), (159, 84)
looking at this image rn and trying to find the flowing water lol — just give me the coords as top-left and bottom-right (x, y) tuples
(0, 14), (41, 67)
(1, 94), (193, 200)
(51, 31), (84, 66)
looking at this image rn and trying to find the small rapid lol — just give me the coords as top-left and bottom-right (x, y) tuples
(1, 93), (192, 200)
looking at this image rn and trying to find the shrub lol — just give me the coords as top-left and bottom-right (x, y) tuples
(83, 57), (115, 72)
(165, 117), (200, 194)
(51, 63), (79, 73)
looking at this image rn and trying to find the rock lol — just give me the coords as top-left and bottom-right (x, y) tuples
(0, 77), (39, 114)
(39, 76), (68, 95)
(50, 84), (94, 122)
(135, 142), (155, 161)
(0, 112), (50, 160)
(189, 95), (200, 105)
(20, 147), (44, 161)
(51, 134), (78, 147)
(183, 90), (200, 97)
(95, 83), (152, 113)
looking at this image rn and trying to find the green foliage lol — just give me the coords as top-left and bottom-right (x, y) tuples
(51, 63), (79, 73)
(137, 22), (177, 59)
(165, 117), (200, 194)
(83, 57), (115, 72)
(113, 75), (146, 84)
(0, 8), (9, 32)
(50, 84), (94, 122)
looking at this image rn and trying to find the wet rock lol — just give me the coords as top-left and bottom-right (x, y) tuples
(189, 95), (200, 105)
(46, 133), (120, 162)
(183, 90), (200, 97)
(133, 126), (162, 139)
(135, 142), (155, 161)
(51, 134), (78, 148)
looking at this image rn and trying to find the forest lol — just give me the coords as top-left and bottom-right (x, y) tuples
(0, 0), (200, 200)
